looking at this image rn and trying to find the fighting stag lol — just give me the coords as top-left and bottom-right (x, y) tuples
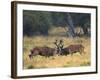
(29, 39), (85, 59)
(29, 46), (57, 59)
(61, 44), (85, 55)
(54, 39), (85, 55)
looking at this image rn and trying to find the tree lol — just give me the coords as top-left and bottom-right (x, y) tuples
(23, 10), (53, 36)
(23, 10), (91, 37)
(66, 13), (76, 37)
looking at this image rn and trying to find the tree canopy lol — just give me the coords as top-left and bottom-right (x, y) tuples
(23, 10), (90, 37)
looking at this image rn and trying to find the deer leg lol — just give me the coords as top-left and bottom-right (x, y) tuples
(80, 48), (84, 55)
(68, 49), (73, 56)
(29, 54), (33, 59)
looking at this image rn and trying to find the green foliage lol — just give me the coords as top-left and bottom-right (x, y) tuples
(23, 11), (53, 36)
(23, 10), (90, 37)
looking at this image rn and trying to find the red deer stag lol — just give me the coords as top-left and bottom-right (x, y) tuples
(29, 46), (57, 59)
(62, 44), (85, 55)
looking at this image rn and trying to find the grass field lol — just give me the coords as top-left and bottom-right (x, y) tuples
(23, 36), (91, 69)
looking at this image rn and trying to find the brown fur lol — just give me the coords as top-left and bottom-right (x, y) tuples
(29, 47), (56, 59)
(66, 44), (84, 55)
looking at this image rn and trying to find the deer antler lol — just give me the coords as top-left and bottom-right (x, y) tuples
(53, 40), (60, 53)
(59, 39), (64, 48)
(53, 39), (64, 55)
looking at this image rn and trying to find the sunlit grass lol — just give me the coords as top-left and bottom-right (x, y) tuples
(23, 35), (91, 69)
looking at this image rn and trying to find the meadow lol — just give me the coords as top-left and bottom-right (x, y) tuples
(23, 35), (91, 69)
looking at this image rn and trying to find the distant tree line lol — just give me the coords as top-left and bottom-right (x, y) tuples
(23, 10), (91, 37)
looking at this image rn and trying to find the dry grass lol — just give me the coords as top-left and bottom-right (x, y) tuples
(23, 36), (91, 69)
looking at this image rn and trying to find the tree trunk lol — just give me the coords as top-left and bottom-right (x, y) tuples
(66, 13), (75, 37)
